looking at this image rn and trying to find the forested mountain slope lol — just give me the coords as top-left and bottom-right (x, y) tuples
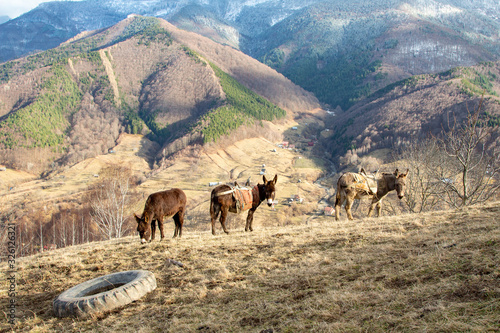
(0, 16), (319, 174)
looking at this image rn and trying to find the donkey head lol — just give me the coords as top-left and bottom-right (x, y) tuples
(262, 174), (278, 207)
(134, 213), (151, 244)
(393, 169), (409, 199)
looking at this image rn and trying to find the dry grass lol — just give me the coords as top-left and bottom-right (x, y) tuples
(1, 202), (499, 332)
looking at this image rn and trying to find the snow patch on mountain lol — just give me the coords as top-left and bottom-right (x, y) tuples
(400, 2), (462, 18)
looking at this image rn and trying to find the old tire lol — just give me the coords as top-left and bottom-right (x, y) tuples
(53, 270), (156, 318)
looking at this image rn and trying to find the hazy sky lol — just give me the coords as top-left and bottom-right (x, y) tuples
(0, 0), (80, 19)
(0, 0), (46, 18)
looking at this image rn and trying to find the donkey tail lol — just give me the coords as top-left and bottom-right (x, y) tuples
(210, 191), (215, 215)
(334, 186), (342, 207)
(335, 174), (347, 207)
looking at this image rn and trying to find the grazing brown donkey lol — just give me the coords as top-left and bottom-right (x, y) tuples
(210, 175), (277, 235)
(335, 168), (408, 220)
(134, 188), (187, 243)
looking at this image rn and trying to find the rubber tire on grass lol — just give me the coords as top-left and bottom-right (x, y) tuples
(53, 270), (156, 318)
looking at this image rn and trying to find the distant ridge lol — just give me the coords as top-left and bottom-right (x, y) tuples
(1, 0), (499, 110)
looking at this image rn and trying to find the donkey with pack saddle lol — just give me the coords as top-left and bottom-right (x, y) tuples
(210, 175), (277, 235)
(335, 168), (409, 220)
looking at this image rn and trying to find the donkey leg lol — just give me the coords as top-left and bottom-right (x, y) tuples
(344, 190), (356, 220)
(345, 197), (355, 220)
(151, 219), (157, 241)
(158, 217), (165, 241)
(334, 192), (344, 221)
(220, 207), (230, 234)
(245, 209), (256, 232)
(173, 210), (184, 238)
(376, 201), (383, 217)
(172, 214), (179, 238)
(368, 197), (378, 217)
(210, 203), (220, 235)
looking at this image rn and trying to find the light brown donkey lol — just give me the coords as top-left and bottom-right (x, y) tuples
(335, 168), (409, 220)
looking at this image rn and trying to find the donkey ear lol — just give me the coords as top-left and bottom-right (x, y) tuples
(134, 213), (140, 222)
(273, 174), (278, 184)
(393, 168), (399, 176)
(402, 169), (409, 177)
(263, 175), (267, 183)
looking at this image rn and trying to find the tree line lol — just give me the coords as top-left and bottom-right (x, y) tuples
(0, 166), (139, 258)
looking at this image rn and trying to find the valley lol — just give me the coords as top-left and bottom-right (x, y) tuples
(0, 128), (331, 239)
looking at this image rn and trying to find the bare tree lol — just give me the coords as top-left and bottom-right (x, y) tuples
(436, 96), (500, 207)
(395, 138), (443, 213)
(88, 165), (133, 239)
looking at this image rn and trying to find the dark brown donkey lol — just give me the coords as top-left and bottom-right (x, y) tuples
(335, 169), (408, 220)
(134, 188), (187, 243)
(210, 175), (277, 235)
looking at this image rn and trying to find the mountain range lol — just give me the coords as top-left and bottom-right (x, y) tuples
(0, 0), (500, 174)
(1, 0), (500, 110)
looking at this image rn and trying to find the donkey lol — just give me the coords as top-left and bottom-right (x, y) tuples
(134, 188), (187, 243)
(210, 175), (277, 235)
(335, 168), (408, 220)
(367, 169), (409, 218)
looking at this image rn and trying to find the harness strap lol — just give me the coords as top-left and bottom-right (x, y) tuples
(216, 185), (252, 196)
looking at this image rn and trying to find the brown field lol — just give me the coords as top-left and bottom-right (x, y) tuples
(1, 201), (499, 332)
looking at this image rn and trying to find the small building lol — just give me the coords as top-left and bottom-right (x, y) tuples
(289, 194), (304, 204)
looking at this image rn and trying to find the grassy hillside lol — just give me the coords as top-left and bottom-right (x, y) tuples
(1, 202), (499, 332)
(320, 61), (500, 166)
